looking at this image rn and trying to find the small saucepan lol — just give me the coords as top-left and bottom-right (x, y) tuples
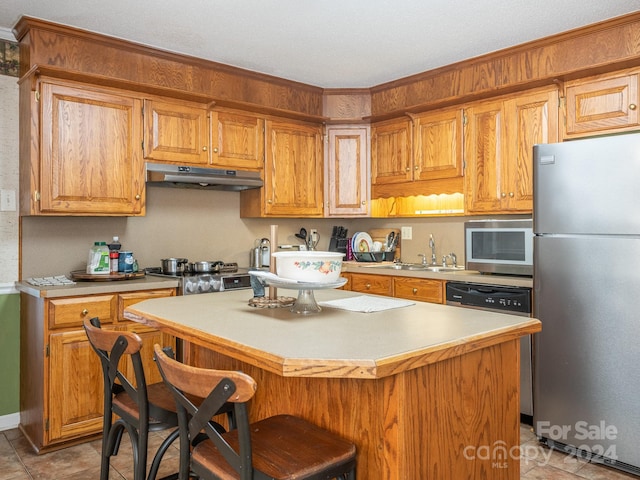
(186, 260), (225, 273)
(161, 257), (188, 275)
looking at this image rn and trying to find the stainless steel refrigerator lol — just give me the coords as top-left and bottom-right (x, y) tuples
(533, 132), (640, 475)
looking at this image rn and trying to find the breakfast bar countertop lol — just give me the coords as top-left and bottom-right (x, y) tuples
(124, 287), (540, 379)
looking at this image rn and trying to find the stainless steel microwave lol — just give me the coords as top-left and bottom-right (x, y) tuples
(464, 219), (533, 276)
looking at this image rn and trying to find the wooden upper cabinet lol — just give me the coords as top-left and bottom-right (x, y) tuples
(143, 98), (209, 165)
(210, 109), (264, 170)
(371, 118), (412, 185)
(258, 119), (323, 217)
(412, 108), (463, 181)
(325, 126), (370, 217)
(39, 80), (145, 215)
(465, 87), (559, 214)
(564, 70), (639, 138)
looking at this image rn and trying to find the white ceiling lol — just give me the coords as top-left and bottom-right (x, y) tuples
(1, 1), (639, 88)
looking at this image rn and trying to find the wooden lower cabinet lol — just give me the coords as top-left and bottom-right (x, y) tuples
(393, 277), (444, 303)
(20, 287), (176, 453)
(348, 272), (393, 296)
(346, 272), (445, 304)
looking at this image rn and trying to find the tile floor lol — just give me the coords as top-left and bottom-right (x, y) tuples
(0, 424), (638, 479)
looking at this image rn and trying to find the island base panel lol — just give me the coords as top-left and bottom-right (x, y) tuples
(188, 339), (521, 480)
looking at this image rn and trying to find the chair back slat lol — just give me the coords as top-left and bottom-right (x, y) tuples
(154, 344), (255, 479)
(154, 345), (257, 402)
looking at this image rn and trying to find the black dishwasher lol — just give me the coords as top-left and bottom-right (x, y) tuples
(446, 281), (533, 419)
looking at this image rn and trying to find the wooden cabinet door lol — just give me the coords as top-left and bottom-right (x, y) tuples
(48, 329), (104, 443)
(211, 110), (264, 170)
(413, 108), (463, 181)
(121, 324), (175, 385)
(143, 98), (209, 165)
(371, 118), (412, 185)
(503, 89), (558, 211)
(465, 87), (558, 214)
(40, 81), (145, 215)
(264, 119), (323, 216)
(118, 289), (176, 385)
(464, 99), (503, 213)
(325, 126), (370, 217)
(393, 277), (444, 304)
(349, 273), (393, 296)
(565, 71), (639, 137)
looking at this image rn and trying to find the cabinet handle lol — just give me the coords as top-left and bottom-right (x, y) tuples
(509, 192), (514, 197)
(412, 288), (418, 294)
(82, 309), (89, 316)
(135, 194), (141, 200)
(501, 192), (506, 198)
(414, 166), (419, 171)
(213, 147), (219, 153)
(267, 199), (273, 204)
(405, 167), (410, 172)
(630, 104), (637, 111)
(365, 283), (371, 289)
(202, 146), (208, 151)
(361, 201), (366, 205)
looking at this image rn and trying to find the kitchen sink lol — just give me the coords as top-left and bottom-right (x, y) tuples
(365, 263), (465, 272)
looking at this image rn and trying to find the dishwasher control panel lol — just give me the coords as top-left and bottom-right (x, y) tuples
(446, 282), (531, 316)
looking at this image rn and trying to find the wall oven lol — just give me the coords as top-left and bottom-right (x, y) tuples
(465, 218), (533, 276)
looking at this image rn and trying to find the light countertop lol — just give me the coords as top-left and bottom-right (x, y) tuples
(15, 275), (179, 298)
(124, 288), (541, 379)
(342, 261), (534, 288)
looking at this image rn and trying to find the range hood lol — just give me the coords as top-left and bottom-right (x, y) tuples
(145, 163), (263, 191)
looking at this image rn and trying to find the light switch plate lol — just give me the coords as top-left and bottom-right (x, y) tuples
(0, 189), (16, 212)
(401, 226), (412, 240)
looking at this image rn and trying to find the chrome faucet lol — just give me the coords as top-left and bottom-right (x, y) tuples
(442, 252), (458, 267)
(429, 234), (437, 265)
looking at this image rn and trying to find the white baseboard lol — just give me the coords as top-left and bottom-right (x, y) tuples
(0, 413), (19, 431)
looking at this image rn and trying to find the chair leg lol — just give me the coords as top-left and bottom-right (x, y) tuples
(148, 427), (180, 480)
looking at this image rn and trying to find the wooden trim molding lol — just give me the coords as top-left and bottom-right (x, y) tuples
(369, 11), (640, 118)
(11, 12), (640, 121)
(13, 16), (325, 119)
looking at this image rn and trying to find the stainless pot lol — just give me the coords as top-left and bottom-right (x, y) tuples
(186, 260), (224, 273)
(161, 257), (188, 274)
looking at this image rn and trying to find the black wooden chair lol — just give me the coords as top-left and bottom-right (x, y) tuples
(83, 317), (182, 480)
(153, 343), (357, 480)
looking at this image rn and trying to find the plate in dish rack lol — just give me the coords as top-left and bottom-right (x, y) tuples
(351, 232), (373, 253)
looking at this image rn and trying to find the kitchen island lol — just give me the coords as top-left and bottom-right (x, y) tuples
(125, 288), (541, 479)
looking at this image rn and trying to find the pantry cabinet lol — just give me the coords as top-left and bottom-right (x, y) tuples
(564, 69), (639, 138)
(143, 98), (210, 165)
(464, 87), (559, 214)
(20, 287), (175, 453)
(324, 125), (370, 217)
(241, 118), (323, 217)
(23, 78), (145, 216)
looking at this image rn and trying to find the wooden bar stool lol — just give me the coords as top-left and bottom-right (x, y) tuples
(153, 344), (357, 480)
(83, 317), (182, 480)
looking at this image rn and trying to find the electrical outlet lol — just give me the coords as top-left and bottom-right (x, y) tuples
(401, 226), (412, 240)
(0, 189), (16, 212)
